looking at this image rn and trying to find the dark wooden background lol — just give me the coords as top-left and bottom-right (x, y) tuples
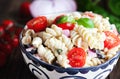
(0, 0), (120, 79)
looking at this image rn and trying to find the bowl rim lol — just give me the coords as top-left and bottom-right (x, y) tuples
(19, 30), (120, 71)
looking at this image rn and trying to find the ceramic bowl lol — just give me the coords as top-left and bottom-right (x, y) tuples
(19, 12), (120, 79)
(19, 32), (120, 79)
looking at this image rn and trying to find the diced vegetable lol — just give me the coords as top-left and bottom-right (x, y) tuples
(67, 48), (86, 67)
(27, 16), (47, 32)
(54, 15), (76, 30)
(104, 31), (120, 49)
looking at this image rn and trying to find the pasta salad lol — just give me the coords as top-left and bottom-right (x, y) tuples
(21, 11), (120, 68)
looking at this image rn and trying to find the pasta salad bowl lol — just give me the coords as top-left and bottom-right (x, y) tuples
(19, 11), (120, 79)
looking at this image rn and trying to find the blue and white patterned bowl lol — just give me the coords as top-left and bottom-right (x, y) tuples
(19, 33), (120, 79)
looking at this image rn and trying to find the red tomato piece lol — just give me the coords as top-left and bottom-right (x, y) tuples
(84, 11), (94, 18)
(2, 20), (14, 30)
(0, 26), (4, 37)
(57, 22), (75, 30)
(27, 16), (47, 32)
(67, 48), (86, 67)
(104, 31), (120, 49)
(11, 35), (19, 48)
(20, 2), (31, 17)
(53, 15), (75, 30)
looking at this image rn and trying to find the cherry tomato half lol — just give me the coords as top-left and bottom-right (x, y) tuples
(84, 12), (94, 18)
(0, 26), (4, 37)
(67, 48), (86, 67)
(57, 22), (75, 30)
(54, 15), (75, 30)
(104, 31), (120, 49)
(1, 20), (14, 30)
(20, 2), (31, 17)
(27, 16), (47, 32)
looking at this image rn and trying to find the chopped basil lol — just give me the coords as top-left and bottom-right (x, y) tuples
(56, 49), (63, 54)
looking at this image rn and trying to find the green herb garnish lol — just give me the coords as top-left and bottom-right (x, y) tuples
(57, 49), (63, 54)
(57, 16), (75, 24)
(76, 18), (94, 28)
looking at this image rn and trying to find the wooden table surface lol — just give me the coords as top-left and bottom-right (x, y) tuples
(0, 0), (120, 79)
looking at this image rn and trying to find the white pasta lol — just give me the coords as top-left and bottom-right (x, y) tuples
(44, 37), (70, 67)
(92, 14), (111, 32)
(22, 35), (32, 45)
(102, 18), (111, 29)
(22, 29), (35, 45)
(24, 29), (35, 36)
(38, 32), (53, 42)
(38, 45), (55, 64)
(32, 37), (42, 48)
(77, 25), (105, 50)
(71, 12), (81, 20)
(44, 48), (55, 64)
(106, 45), (120, 59)
(38, 24), (62, 42)
(51, 24), (63, 36)
(47, 16), (56, 26)
(84, 57), (92, 67)
(46, 28), (58, 36)
(70, 30), (82, 48)
(94, 32), (106, 50)
(57, 55), (71, 68)
(85, 57), (103, 67)
(77, 25), (97, 49)
(58, 34), (73, 50)
(38, 45), (46, 60)
(46, 24), (62, 36)
(91, 58), (102, 66)
(45, 37), (68, 56)
(81, 41), (89, 51)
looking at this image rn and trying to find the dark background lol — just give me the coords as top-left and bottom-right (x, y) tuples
(0, 0), (120, 79)
(0, 0), (37, 79)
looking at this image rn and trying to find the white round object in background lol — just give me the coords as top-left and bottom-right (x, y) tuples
(30, 0), (77, 17)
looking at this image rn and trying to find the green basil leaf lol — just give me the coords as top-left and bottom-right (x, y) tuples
(57, 16), (75, 24)
(77, 18), (94, 28)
